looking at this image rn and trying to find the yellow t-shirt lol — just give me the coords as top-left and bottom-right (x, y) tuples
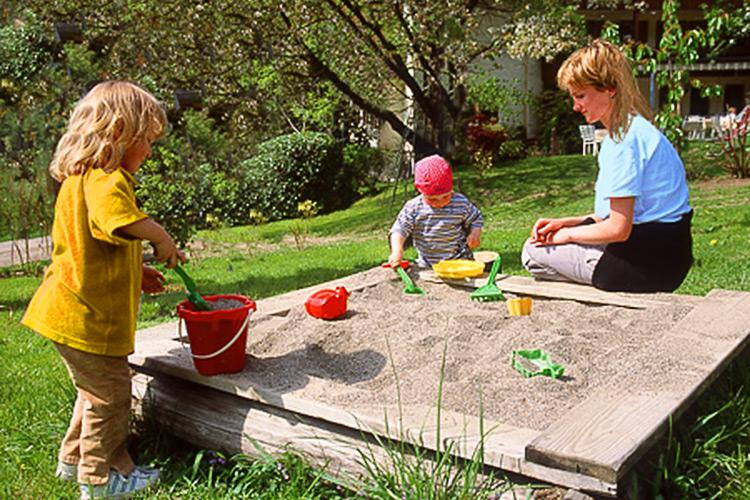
(22, 167), (148, 356)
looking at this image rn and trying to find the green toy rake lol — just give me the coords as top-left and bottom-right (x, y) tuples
(470, 257), (505, 302)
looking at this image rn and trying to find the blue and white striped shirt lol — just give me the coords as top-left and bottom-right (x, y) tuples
(390, 192), (484, 268)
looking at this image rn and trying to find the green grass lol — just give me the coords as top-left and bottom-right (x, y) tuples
(1, 154), (749, 498)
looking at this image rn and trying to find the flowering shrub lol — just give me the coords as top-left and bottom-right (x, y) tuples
(465, 113), (509, 175)
(717, 110), (749, 178)
(466, 113), (508, 154)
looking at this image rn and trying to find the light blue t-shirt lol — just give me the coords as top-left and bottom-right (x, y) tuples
(595, 115), (691, 223)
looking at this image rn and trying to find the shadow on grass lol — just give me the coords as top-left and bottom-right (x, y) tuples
(461, 155), (598, 203)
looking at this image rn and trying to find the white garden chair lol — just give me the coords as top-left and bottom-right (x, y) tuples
(579, 125), (597, 155)
(683, 115), (706, 140)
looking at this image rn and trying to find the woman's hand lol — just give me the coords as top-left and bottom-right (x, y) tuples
(530, 218), (566, 244)
(142, 265), (166, 294)
(530, 199), (633, 247)
(532, 227), (573, 246)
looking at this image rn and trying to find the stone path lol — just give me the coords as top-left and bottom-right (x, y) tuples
(0, 236), (51, 268)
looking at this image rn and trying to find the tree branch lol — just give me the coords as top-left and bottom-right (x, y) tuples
(279, 8), (436, 154)
(324, 0), (437, 118)
(391, 2), (460, 117)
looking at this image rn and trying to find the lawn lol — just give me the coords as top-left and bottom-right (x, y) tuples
(1, 153), (749, 498)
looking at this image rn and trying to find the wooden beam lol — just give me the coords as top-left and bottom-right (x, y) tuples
(525, 291), (750, 483)
(416, 271), (702, 309)
(132, 373), (618, 496)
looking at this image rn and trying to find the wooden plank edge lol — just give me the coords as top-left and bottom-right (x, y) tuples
(129, 356), (537, 460)
(611, 291), (750, 478)
(416, 271), (685, 309)
(525, 290), (750, 483)
(132, 373), (618, 497)
(525, 393), (681, 484)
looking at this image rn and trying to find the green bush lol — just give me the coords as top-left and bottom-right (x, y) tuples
(342, 143), (382, 196)
(536, 89), (581, 155)
(135, 143), (204, 247)
(0, 10), (48, 89)
(497, 139), (527, 162)
(135, 132), (380, 239)
(238, 132), (356, 221)
(680, 140), (725, 181)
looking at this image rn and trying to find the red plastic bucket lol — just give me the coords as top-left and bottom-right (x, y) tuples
(176, 294), (256, 376)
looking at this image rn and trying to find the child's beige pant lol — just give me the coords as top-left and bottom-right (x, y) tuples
(54, 343), (135, 485)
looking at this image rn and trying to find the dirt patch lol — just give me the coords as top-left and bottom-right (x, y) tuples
(693, 177), (750, 192)
(188, 233), (356, 259)
(246, 277), (692, 432)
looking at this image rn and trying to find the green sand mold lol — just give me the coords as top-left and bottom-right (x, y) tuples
(512, 349), (565, 379)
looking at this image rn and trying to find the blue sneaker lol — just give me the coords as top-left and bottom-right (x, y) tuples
(79, 466), (159, 499)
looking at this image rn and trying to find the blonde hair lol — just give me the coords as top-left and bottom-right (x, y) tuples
(557, 39), (653, 141)
(49, 81), (166, 181)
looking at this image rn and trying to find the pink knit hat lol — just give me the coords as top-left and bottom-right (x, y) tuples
(414, 155), (453, 195)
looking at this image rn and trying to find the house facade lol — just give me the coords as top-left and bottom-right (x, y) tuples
(573, 0), (750, 117)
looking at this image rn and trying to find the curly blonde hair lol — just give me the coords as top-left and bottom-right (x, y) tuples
(49, 81), (166, 181)
(557, 39), (653, 142)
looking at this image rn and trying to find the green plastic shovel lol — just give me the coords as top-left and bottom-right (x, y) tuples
(173, 264), (212, 311)
(395, 265), (426, 295)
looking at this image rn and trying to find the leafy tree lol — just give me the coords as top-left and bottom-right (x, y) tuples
(12, 1), (588, 159)
(0, 9), (81, 246)
(261, 0), (586, 157)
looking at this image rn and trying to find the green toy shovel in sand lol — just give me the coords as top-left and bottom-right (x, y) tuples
(173, 264), (212, 311)
(394, 265), (426, 295)
(470, 256), (505, 302)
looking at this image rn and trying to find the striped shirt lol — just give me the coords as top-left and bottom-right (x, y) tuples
(390, 192), (484, 268)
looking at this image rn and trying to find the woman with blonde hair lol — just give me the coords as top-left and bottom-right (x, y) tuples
(522, 40), (693, 292)
(22, 81), (185, 498)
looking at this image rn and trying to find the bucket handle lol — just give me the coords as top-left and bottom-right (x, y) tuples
(177, 310), (253, 360)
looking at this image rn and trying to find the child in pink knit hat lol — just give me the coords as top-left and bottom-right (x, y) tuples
(389, 155), (483, 268)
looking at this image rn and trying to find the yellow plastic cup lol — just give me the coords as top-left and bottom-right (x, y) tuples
(507, 297), (533, 316)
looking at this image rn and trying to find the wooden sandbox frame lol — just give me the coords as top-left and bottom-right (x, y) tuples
(131, 267), (750, 497)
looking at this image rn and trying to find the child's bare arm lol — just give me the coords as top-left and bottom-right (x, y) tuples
(388, 232), (406, 267)
(116, 218), (185, 268)
(467, 227), (481, 249)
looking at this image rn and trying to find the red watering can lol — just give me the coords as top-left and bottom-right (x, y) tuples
(305, 286), (349, 320)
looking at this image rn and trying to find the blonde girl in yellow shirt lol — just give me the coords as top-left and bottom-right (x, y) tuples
(22, 81), (185, 499)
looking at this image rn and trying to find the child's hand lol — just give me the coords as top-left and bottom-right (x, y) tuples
(388, 232), (406, 268)
(153, 236), (186, 269)
(388, 250), (403, 268)
(141, 265), (166, 294)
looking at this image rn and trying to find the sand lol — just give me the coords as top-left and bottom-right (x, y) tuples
(245, 277), (692, 431)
